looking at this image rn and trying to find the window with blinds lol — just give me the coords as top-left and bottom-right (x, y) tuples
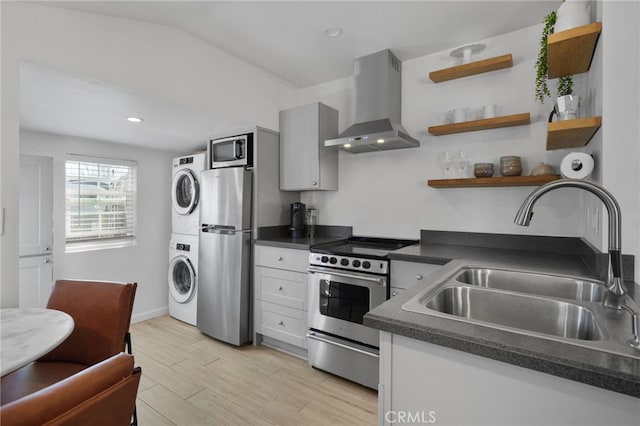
(65, 156), (137, 250)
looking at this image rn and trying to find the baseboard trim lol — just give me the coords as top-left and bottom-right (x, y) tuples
(132, 306), (168, 324)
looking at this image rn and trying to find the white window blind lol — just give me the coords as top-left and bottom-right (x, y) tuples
(65, 156), (137, 248)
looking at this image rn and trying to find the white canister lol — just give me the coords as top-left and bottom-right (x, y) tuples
(555, 0), (592, 33)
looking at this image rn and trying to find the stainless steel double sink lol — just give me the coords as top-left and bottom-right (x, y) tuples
(401, 263), (639, 357)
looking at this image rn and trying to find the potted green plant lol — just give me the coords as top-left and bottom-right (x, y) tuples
(535, 10), (579, 121)
(534, 11), (558, 103)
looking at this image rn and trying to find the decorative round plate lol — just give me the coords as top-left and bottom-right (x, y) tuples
(450, 43), (486, 60)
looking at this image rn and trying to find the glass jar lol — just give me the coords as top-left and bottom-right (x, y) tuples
(305, 208), (317, 238)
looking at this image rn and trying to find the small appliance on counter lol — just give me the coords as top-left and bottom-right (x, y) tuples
(289, 202), (306, 238)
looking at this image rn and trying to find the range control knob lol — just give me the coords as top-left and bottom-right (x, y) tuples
(321, 256), (329, 263)
(362, 261), (371, 269)
(340, 258), (349, 266)
(352, 260), (361, 268)
(329, 257), (338, 264)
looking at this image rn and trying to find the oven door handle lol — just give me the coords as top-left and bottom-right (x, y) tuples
(306, 332), (379, 358)
(307, 267), (386, 286)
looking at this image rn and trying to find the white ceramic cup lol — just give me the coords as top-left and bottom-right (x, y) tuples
(447, 108), (467, 123)
(482, 104), (497, 119)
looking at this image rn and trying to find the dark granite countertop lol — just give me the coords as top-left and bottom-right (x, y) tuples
(254, 235), (347, 250)
(365, 230), (640, 398)
(254, 225), (352, 250)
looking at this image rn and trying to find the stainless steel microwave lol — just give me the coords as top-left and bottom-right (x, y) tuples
(208, 133), (253, 168)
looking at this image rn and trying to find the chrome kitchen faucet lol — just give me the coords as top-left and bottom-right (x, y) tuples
(514, 179), (640, 349)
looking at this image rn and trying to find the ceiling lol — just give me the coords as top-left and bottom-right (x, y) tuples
(20, 1), (561, 151)
(20, 61), (236, 152)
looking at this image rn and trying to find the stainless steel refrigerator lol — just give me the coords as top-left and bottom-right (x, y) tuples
(197, 167), (252, 346)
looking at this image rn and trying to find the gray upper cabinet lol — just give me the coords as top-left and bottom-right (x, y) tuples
(279, 102), (338, 191)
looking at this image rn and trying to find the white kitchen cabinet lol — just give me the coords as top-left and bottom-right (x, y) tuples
(253, 245), (309, 355)
(279, 102), (338, 191)
(378, 332), (639, 426)
(390, 260), (443, 298)
(19, 255), (53, 308)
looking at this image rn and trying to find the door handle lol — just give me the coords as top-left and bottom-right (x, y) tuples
(307, 267), (387, 286)
(307, 332), (379, 358)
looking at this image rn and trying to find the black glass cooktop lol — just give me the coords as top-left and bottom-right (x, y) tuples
(311, 236), (418, 259)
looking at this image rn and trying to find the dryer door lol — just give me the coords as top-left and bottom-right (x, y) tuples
(172, 169), (199, 215)
(168, 255), (196, 303)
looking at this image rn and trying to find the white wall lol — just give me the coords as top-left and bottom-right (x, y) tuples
(20, 130), (178, 322)
(1, 2), (300, 307)
(300, 25), (584, 241)
(600, 1), (640, 276)
(299, 9), (640, 275)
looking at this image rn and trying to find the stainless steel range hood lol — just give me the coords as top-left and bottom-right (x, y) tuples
(324, 49), (420, 153)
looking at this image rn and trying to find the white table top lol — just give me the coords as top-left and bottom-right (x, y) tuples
(1, 308), (74, 376)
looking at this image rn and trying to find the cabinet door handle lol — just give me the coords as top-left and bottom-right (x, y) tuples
(416, 274), (423, 280)
(276, 256), (283, 261)
(312, 181), (318, 186)
(44, 258), (52, 264)
(277, 320), (284, 326)
(277, 286), (283, 291)
(43, 246), (51, 252)
(392, 291), (398, 297)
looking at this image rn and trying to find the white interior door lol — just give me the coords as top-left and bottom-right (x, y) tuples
(19, 155), (53, 257)
(19, 154), (54, 308)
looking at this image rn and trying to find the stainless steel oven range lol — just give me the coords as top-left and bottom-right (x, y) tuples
(307, 237), (418, 389)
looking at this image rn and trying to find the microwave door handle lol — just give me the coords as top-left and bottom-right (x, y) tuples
(233, 139), (244, 160)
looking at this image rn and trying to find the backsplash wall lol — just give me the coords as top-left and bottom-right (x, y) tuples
(300, 24), (586, 241)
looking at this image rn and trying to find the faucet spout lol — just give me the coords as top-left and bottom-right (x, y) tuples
(514, 179), (625, 296)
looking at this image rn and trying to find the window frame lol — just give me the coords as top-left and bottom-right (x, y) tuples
(64, 155), (138, 253)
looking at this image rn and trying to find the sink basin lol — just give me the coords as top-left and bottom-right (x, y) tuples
(424, 286), (602, 340)
(455, 268), (606, 302)
(399, 262), (640, 358)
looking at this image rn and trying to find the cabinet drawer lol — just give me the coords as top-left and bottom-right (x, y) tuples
(257, 300), (306, 348)
(255, 266), (306, 310)
(254, 245), (308, 272)
(391, 260), (443, 290)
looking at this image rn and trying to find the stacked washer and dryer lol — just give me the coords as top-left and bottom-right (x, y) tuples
(168, 153), (205, 325)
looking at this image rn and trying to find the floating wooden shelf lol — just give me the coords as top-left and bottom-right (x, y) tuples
(428, 113), (531, 136)
(429, 54), (513, 83)
(547, 22), (602, 78)
(428, 175), (562, 189)
(546, 116), (602, 150)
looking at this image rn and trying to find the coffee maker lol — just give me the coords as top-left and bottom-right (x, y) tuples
(289, 202), (306, 238)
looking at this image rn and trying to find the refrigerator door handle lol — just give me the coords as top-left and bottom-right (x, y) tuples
(201, 224), (236, 233)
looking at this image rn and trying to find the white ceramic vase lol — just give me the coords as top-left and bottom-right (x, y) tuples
(556, 94), (581, 121)
(555, 0), (592, 33)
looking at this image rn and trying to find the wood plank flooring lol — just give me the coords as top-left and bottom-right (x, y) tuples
(130, 316), (378, 425)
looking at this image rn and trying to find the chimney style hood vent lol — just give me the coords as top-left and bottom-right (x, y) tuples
(324, 49), (420, 153)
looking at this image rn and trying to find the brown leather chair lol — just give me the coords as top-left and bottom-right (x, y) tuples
(0, 280), (137, 405)
(0, 353), (141, 426)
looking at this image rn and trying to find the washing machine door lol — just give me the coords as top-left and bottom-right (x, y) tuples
(172, 169), (199, 215)
(168, 255), (196, 303)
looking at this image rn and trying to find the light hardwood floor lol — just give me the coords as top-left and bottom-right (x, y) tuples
(130, 315), (378, 425)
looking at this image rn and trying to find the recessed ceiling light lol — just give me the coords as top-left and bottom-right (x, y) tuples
(127, 116), (143, 123)
(377, 138), (385, 144)
(325, 27), (343, 38)
(343, 143), (352, 148)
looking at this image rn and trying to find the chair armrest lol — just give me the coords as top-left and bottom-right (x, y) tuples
(0, 353), (138, 426)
